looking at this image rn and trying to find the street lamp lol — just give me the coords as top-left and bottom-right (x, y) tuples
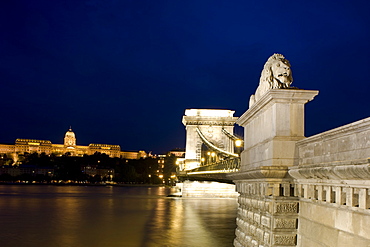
(235, 139), (244, 155)
(235, 139), (243, 147)
(211, 152), (216, 163)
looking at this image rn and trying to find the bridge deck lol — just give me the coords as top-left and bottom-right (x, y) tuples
(178, 157), (240, 183)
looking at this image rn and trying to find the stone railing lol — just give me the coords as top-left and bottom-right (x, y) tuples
(289, 116), (370, 212)
(294, 181), (370, 210)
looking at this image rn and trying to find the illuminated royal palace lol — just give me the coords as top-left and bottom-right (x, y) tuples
(0, 128), (146, 161)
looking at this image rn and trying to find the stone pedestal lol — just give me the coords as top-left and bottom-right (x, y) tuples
(229, 89), (318, 247)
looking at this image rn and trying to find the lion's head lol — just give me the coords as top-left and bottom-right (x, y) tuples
(249, 54), (294, 108)
(260, 53), (293, 89)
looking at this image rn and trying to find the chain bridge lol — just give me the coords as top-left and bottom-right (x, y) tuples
(177, 109), (242, 183)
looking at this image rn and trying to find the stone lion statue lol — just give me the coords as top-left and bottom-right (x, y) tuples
(249, 54), (293, 107)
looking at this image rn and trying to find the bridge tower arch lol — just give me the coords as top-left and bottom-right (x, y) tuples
(182, 109), (238, 170)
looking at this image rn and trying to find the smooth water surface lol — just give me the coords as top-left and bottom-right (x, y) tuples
(0, 185), (237, 247)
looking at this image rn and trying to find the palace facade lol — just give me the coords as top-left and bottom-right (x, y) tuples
(0, 128), (147, 160)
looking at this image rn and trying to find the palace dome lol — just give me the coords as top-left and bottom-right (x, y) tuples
(64, 127), (76, 146)
(65, 128), (75, 138)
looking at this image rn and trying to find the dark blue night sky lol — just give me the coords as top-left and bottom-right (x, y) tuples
(1, 0), (369, 154)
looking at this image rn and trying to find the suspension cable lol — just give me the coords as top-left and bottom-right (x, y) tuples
(196, 127), (239, 157)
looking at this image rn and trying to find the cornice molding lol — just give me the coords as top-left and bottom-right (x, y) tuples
(237, 89), (319, 126)
(182, 116), (238, 126)
(289, 160), (370, 180)
(184, 121), (237, 126)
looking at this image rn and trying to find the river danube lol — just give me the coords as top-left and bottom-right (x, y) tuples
(0, 185), (238, 247)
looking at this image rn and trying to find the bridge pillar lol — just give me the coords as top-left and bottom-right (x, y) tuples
(182, 109), (238, 170)
(229, 89), (318, 247)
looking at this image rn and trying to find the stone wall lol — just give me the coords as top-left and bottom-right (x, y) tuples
(289, 117), (370, 246)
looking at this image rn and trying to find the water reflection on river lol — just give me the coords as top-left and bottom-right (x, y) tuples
(0, 185), (237, 247)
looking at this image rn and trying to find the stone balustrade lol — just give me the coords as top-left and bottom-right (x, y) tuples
(295, 181), (370, 210)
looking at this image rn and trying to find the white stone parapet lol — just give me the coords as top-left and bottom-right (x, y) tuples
(290, 116), (370, 180)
